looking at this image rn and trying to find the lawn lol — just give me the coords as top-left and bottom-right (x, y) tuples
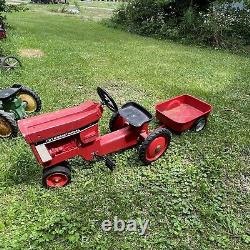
(0, 3), (249, 250)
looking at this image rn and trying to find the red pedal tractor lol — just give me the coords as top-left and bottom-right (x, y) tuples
(18, 88), (172, 188)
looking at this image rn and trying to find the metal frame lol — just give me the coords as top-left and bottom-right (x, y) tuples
(19, 101), (150, 168)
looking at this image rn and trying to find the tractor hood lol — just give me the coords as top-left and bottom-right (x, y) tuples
(18, 100), (103, 144)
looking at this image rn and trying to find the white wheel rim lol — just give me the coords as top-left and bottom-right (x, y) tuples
(196, 119), (206, 132)
(3, 58), (20, 70)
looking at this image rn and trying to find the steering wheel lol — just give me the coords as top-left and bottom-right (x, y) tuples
(97, 87), (118, 112)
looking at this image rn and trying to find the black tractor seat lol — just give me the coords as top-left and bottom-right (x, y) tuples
(118, 102), (153, 127)
(0, 87), (20, 101)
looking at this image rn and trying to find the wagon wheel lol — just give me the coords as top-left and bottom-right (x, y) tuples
(0, 111), (18, 138)
(42, 164), (71, 188)
(139, 128), (172, 165)
(1, 56), (22, 71)
(192, 117), (207, 132)
(16, 85), (42, 113)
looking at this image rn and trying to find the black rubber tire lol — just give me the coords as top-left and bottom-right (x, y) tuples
(0, 111), (18, 138)
(139, 128), (172, 165)
(1, 56), (22, 71)
(42, 163), (71, 188)
(192, 117), (207, 132)
(16, 85), (42, 112)
(109, 112), (127, 132)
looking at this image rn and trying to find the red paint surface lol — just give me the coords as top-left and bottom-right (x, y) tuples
(0, 29), (6, 39)
(156, 95), (212, 132)
(18, 100), (150, 168)
(18, 95), (212, 171)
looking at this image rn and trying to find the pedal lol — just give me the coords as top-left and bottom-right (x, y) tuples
(94, 154), (116, 171)
(104, 157), (116, 171)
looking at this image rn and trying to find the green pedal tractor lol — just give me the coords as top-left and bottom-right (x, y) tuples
(0, 84), (42, 138)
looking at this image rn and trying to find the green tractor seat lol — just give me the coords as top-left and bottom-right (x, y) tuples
(0, 87), (20, 101)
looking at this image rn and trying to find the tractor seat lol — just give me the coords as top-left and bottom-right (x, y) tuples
(0, 87), (20, 101)
(118, 102), (152, 127)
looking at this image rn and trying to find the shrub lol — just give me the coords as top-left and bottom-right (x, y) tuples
(112, 0), (175, 35)
(0, 0), (6, 28)
(0, 0), (6, 12)
(197, 6), (250, 47)
(0, 0), (28, 29)
(111, 0), (250, 49)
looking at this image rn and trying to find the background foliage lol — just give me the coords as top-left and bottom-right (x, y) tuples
(0, 3), (249, 249)
(111, 0), (250, 49)
(0, 0), (6, 12)
(0, 0), (6, 25)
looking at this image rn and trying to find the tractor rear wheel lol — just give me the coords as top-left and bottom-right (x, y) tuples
(109, 112), (127, 132)
(16, 85), (42, 113)
(139, 128), (172, 165)
(42, 163), (71, 188)
(0, 111), (18, 138)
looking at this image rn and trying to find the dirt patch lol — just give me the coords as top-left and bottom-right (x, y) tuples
(19, 49), (44, 58)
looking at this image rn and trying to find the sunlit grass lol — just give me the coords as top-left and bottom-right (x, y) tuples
(0, 3), (249, 249)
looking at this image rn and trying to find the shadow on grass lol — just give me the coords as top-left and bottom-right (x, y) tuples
(70, 156), (97, 171)
(2, 150), (41, 187)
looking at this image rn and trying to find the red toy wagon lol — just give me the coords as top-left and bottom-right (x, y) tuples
(156, 94), (212, 133)
(18, 88), (212, 188)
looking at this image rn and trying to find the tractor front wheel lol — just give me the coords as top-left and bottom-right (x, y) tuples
(16, 85), (42, 113)
(42, 164), (71, 188)
(0, 111), (18, 138)
(139, 128), (172, 165)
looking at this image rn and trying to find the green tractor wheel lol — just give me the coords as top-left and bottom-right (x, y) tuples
(0, 111), (18, 138)
(16, 85), (42, 113)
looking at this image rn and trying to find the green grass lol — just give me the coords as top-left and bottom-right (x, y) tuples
(27, 1), (117, 21)
(78, 0), (122, 9)
(0, 4), (249, 250)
